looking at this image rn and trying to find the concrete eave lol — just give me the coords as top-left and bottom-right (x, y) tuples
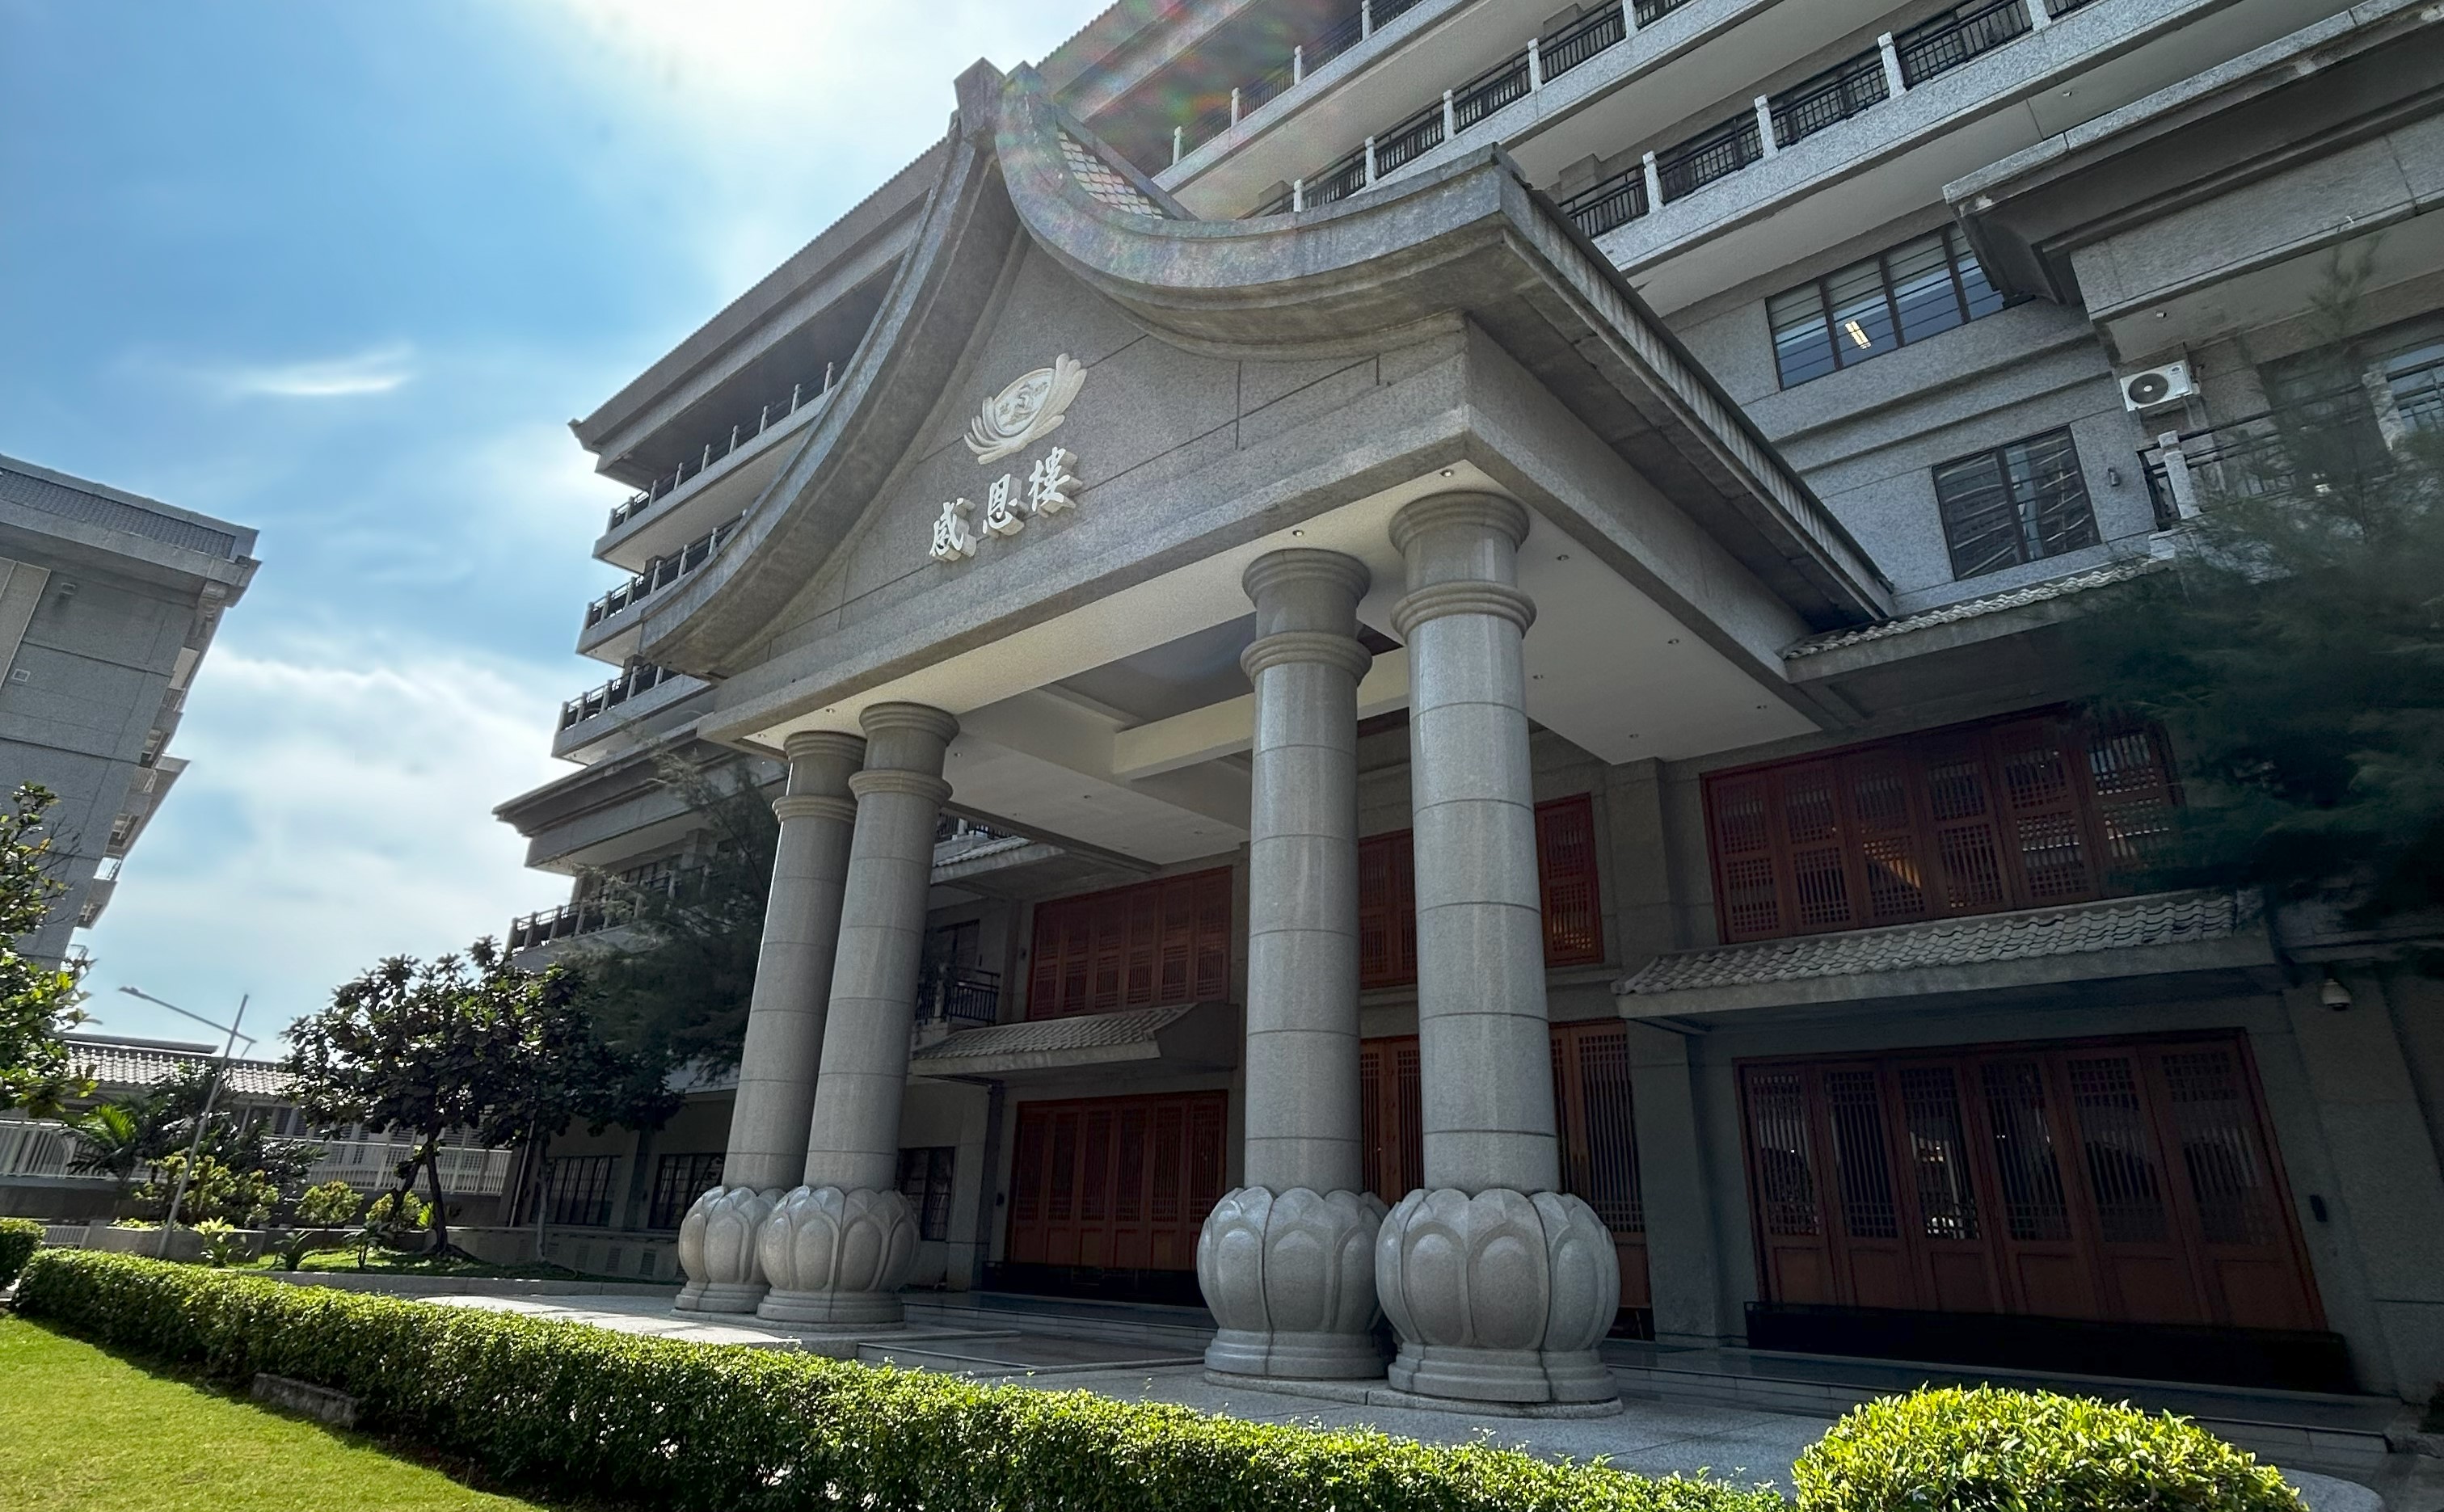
(1945, 0), (2444, 305)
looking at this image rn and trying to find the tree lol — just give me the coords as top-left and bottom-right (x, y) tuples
(2073, 257), (2444, 954)
(135, 1151), (278, 1226)
(575, 758), (777, 1071)
(61, 1101), (145, 1202)
(286, 939), (672, 1258)
(0, 784), (89, 1116)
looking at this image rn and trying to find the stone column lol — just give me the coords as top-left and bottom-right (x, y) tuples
(757, 703), (958, 1329)
(676, 731), (862, 1313)
(1198, 550), (1388, 1381)
(1375, 493), (1619, 1405)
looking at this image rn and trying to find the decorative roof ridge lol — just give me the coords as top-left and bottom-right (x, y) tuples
(1616, 887), (2253, 996)
(1785, 555), (2160, 658)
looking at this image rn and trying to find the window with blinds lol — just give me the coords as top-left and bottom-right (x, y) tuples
(1768, 225), (2009, 388)
(1357, 793), (1604, 988)
(1026, 868), (1233, 1020)
(1933, 428), (2101, 580)
(1704, 711), (2176, 944)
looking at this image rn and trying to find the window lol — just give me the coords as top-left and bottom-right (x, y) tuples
(1768, 227), (2008, 388)
(1703, 710), (2177, 944)
(895, 1146), (956, 1241)
(1933, 429), (2099, 580)
(2383, 339), (2444, 434)
(1026, 869), (1232, 1020)
(646, 1152), (724, 1230)
(1357, 794), (1605, 988)
(539, 1155), (617, 1228)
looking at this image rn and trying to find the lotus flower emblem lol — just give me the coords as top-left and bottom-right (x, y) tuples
(965, 354), (1086, 464)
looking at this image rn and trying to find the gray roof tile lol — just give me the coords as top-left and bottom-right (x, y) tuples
(1786, 558), (2156, 659)
(61, 1036), (293, 1098)
(911, 1004), (1197, 1063)
(1617, 890), (2246, 996)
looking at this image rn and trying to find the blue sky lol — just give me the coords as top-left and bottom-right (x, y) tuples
(1, 0), (1104, 1051)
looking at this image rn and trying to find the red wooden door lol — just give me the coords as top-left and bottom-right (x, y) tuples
(1005, 1091), (1226, 1272)
(1738, 1035), (2321, 1333)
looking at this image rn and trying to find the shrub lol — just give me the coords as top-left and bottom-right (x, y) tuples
(1793, 1384), (2306, 1512)
(294, 1180), (363, 1229)
(0, 1215), (39, 1284)
(17, 1250), (1775, 1512)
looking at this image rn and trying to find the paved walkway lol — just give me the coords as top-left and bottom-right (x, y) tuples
(422, 1294), (2393, 1511)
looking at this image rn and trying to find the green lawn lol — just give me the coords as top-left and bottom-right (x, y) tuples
(0, 1316), (559, 1512)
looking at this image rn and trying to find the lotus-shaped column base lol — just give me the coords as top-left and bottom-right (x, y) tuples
(1196, 1186), (1388, 1379)
(1375, 1187), (1620, 1404)
(753, 1185), (919, 1328)
(674, 1185), (784, 1312)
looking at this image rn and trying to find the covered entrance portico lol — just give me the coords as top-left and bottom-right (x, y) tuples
(650, 60), (1903, 1409)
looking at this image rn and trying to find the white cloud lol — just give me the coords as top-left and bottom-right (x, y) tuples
(77, 634), (578, 1048)
(512, 0), (1102, 289)
(215, 343), (418, 399)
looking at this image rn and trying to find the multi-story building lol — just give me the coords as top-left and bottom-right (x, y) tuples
(0, 455), (256, 959)
(0, 1034), (514, 1222)
(495, 0), (2444, 1416)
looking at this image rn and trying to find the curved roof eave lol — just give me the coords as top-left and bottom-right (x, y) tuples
(640, 58), (1890, 678)
(992, 63), (1889, 625)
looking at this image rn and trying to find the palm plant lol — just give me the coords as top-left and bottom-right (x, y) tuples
(61, 1101), (145, 1205)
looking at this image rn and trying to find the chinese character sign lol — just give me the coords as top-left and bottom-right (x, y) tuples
(929, 444), (1083, 565)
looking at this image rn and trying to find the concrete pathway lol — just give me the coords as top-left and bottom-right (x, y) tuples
(415, 1293), (2391, 1511)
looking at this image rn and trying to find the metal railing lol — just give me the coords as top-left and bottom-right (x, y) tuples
(1655, 113), (1763, 201)
(507, 899), (614, 951)
(1237, 0), (2079, 226)
(1769, 51), (1890, 150)
(2135, 359), (2444, 529)
(559, 660), (689, 733)
(0, 1118), (83, 1181)
(584, 516), (744, 630)
(919, 967), (1003, 1031)
(1558, 166), (1650, 238)
(604, 364), (843, 535)
(309, 1139), (512, 1197)
(1897, 0), (2032, 87)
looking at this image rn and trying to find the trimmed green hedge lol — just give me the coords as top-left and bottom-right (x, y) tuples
(0, 1216), (40, 1286)
(1794, 1385), (2307, 1512)
(16, 1249), (1773, 1512)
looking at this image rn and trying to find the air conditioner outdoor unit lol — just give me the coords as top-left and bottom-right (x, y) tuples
(2120, 360), (2197, 412)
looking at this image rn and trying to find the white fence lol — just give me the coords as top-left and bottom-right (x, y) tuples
(0, 1119), (511, 1198)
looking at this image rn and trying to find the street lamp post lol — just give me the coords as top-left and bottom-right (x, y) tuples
(120, 987), (252, 1261)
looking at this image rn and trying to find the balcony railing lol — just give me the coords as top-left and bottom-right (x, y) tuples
(0, 1118), (82, 1181)
(1655, 114), (1763, 202)
(1558, 166), (1651, 239)
(308, 1139), (513, 1197)
(919, 967), (1003, 1032)
(559, 660), (688, 733)
(1896, 0), (2032, 86)
(604, 365), (842, 536)
(1768, 52), (1890, 150)
(2137, 355), (2444, 529)
(1243, 0), (2089, 230)
(584, 516), (744, 630)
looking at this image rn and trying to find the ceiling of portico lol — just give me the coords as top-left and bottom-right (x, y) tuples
(744, 461), (1814, 866)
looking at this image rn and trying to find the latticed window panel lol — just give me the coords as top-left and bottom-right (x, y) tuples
(1359, 794), (1607, 985)
(647, 1152), (726, 1231)
(1702, 710), (2177, 943)
(1027, 868), (1233, 1020)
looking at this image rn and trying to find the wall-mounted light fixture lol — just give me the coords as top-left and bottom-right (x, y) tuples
(2320, 973), (2353, 1012)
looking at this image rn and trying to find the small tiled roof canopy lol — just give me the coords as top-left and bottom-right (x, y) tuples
(1618, 889), (2245, 996)
(911, 1004), (1199, 1064)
